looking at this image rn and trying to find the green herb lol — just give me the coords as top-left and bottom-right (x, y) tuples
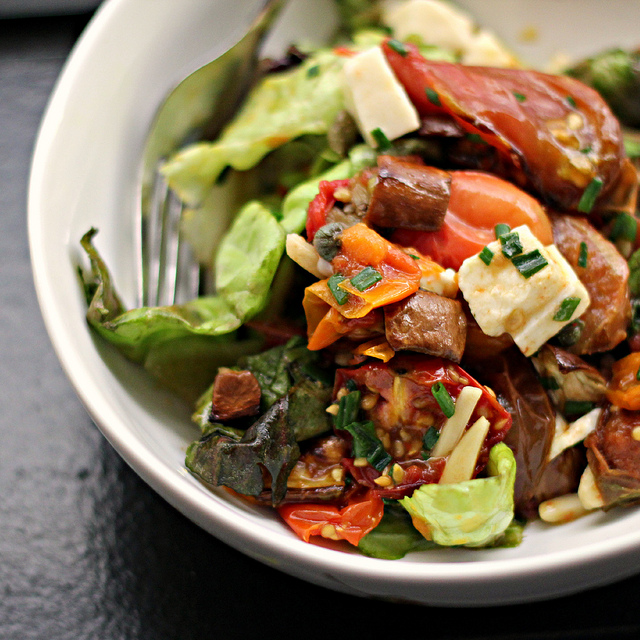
(387, 38), (409, 57)
(539, 376), (560, 390)
(553, 296), (582, 321)
(511, 249), (548, 278)
(494, 223), (511, 238)
(306, 64), (320, 78)
(629, 249), (640, 296)
(566, 95), (577, 108)
(578, 241), (588, 268)
(425, 87), (441, 107)
(577, 177), (603, 213)
(563, 400), (595, 417)
(327, 273), (348, 305)
(334, 390), (361, 430)
(344, 421), (392, 472)
(610, 212), (638, 242)
(345, 378), (358, 392)
(422, 426), (440, 450)
(513, 91), (526, 102)
(556, 319), (584, 347)
(370, 127), (391, 150)
(467, 133), (486, 144)
(479, 246), (494, 265)
(636, 366), (640, 381)
(408, 253), (420, 260)
(580, 146), (592, 154)
(431, 382), (455, 418)
(350, 266), (383, 291)
(499, 231), (523, 259)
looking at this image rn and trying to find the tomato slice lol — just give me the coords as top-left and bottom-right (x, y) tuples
(305, 179), (350, 242)
(392, 170), (553, 270)
(278, 489), (384, 546)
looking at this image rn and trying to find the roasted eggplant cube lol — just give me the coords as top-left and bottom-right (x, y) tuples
(366, 156), (451, 231)
(384, 290), (467, 362)
(210, 368), (261, 421)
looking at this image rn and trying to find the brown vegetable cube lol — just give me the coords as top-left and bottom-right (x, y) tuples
(210, 368), (261, 421)
(384, 290), (467, 362)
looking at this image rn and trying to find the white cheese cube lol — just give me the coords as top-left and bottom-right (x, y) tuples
(458, 225), (590, 357)
(342, 46), (420, 147)
(384, 0), (475, 53)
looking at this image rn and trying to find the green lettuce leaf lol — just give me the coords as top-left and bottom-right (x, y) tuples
(400, 443), (516, 547)
(215, 200), (285, 319)
(185, 395), (300, 505)
(161, 50), (347, 206)
(358, 503), (437, 559)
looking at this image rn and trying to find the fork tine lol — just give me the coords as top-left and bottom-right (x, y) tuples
(143, 167), (168, 307)
(157, 186), (182, 307)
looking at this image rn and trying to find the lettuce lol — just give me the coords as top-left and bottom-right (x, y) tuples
(400, 443), (516, 547)
(161, 50), (347, 206)
(79, 200), (284, 401)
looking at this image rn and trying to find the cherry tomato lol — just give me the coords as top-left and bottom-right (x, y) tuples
(305, 179), (350, 242)
(278, 489), (384, 546)
(392, 170), (553, 270)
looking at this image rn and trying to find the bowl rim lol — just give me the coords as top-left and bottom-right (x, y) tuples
(27, 0), (640, 606)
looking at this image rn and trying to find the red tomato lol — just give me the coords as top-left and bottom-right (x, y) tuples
(278, 489), (384, 546)
(305, 179), (350, 242)
(391, 170), (554, 270)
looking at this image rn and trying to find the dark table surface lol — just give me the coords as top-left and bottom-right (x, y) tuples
(3, 9), (640, 640)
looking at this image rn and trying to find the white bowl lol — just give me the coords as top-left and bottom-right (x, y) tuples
(28, 0), (640, 606)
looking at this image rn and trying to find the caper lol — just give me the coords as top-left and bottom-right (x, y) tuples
(313, 222), (346, 261)
(556, 319), (585, 347)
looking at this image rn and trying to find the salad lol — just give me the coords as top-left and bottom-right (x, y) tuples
(79, 0), (640, 559)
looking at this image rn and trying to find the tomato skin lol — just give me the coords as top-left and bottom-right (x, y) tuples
(278, 489), (384, 546)
(607, 353), (640, 410)
(391, 170), (553, 270)
(305, 179), (350, 242)
(381, 39), (633, 215)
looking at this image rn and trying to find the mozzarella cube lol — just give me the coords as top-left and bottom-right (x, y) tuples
(342, 46), (420, 147)
(458, 225), (590, 357)
(384, 0), (475, 53)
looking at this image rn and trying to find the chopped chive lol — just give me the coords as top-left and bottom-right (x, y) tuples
(636, 367), (640, 381)
(327, 273), (348, 305)
(580, 146), (592, 154)
(408, 253), (420, 260)
(344, 420), (392, 472)
(422, 426), (440, 450)
(553, 296), (582, 321)
(425, 87), (441, 107)
(511, 249), (548, 278)
(577, 177), (603, 213)
(345, 378), (358, 392)
(578, 241), (588, 268)
(431, 382), (455, 418)
(610, 212), (638, 242)
(513, 91), (526, 102)
(566, 95), (577, 108)
(387, 38), (409, 57)
(540, 376), (560, 390)
(494, 223), (511, 239)
(334, 390), (361, 430)
(370, 127), (391, 150)
(467, 133), (487, 144)
(350, 266), (383, 291)
(479, 246), (494, 265)
(306, 64), (320, 78)
(563, 400), (595, 417)
(500, 231), (523, 259)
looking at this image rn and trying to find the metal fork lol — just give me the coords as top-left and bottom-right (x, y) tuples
(137, 0), (285, 308)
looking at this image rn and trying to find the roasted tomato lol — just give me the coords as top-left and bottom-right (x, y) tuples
(382, 40), (636, 215)
(392, 170), (553, 270)
(278, 488), (384, 546)
(607, 352), (640, 410)
(305, 179), (351, 242)
(334, 354), (512, 498)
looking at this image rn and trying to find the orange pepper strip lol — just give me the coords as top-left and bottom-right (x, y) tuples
(606, 352), (640, 410)
(353, 337), (395, 363)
